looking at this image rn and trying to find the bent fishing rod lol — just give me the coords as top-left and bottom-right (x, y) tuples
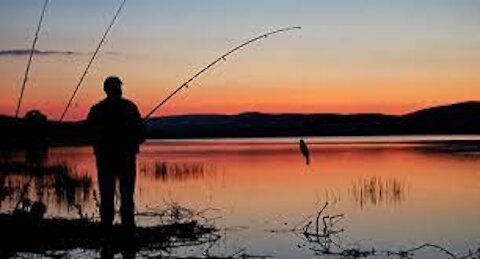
(15, 0), (49, 118)
(59, 0), (127, 122)
(143, 26), (302, 120)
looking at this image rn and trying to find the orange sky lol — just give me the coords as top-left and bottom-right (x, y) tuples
(1, 1), (479, 121)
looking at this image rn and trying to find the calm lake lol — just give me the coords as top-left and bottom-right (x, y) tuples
(2, 136), (480, 258)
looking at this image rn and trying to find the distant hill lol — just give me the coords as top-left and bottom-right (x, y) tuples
(1, 101), (480, 147)
(145, 112), (399, 138)
(145, 101), (480, 138)
(402, 101), (480, 134)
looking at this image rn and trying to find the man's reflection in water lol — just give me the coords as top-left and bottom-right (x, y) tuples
(100, 231), (137, 259)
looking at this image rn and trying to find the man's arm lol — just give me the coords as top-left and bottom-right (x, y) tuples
(86, 106), (99, 146)
(137, 107), (146, 145)
(130, 102), (146, 145)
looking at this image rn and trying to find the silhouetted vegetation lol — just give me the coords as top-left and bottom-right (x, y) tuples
(0, 212), (217, 257)
(351, 176), (407, 208)
(0, 114), (90, 148)
(0, 161), (92, 211)
(151, 161), (214, 182)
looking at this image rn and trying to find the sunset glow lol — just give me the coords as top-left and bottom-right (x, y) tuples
(1, 0), (479, 120)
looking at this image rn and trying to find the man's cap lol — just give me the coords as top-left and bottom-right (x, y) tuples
(104, 76), (122, 88)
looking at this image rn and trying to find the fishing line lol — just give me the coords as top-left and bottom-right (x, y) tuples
(143, 26), (302, 120)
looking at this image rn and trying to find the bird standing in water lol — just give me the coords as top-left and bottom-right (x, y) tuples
(299, 139), (310, 165)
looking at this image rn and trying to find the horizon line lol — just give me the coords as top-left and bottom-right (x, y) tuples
(1, 100), (478, 122)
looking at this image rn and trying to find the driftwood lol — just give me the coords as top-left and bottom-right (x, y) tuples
(295, 201), (480, 258)
(266, 201), (480, 258)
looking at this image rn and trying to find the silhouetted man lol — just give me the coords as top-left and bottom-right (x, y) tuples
(87, 76), (144, 229)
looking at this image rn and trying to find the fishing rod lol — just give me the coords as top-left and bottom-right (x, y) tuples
(15, 0), (49, 118)
(13, 0), (49, 212)
(59, 0), (127, 122)
(143, 26), (302, 120)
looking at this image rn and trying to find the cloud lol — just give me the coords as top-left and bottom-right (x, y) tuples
(0, 49), (80, 56)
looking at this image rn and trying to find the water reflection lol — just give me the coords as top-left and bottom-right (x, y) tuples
(1, 157), (216, 215)
(147, 161), (215, 182)
(351, 176), (407, 208)
(1, 137), (480, 258)
(0, 161), (92, 213)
